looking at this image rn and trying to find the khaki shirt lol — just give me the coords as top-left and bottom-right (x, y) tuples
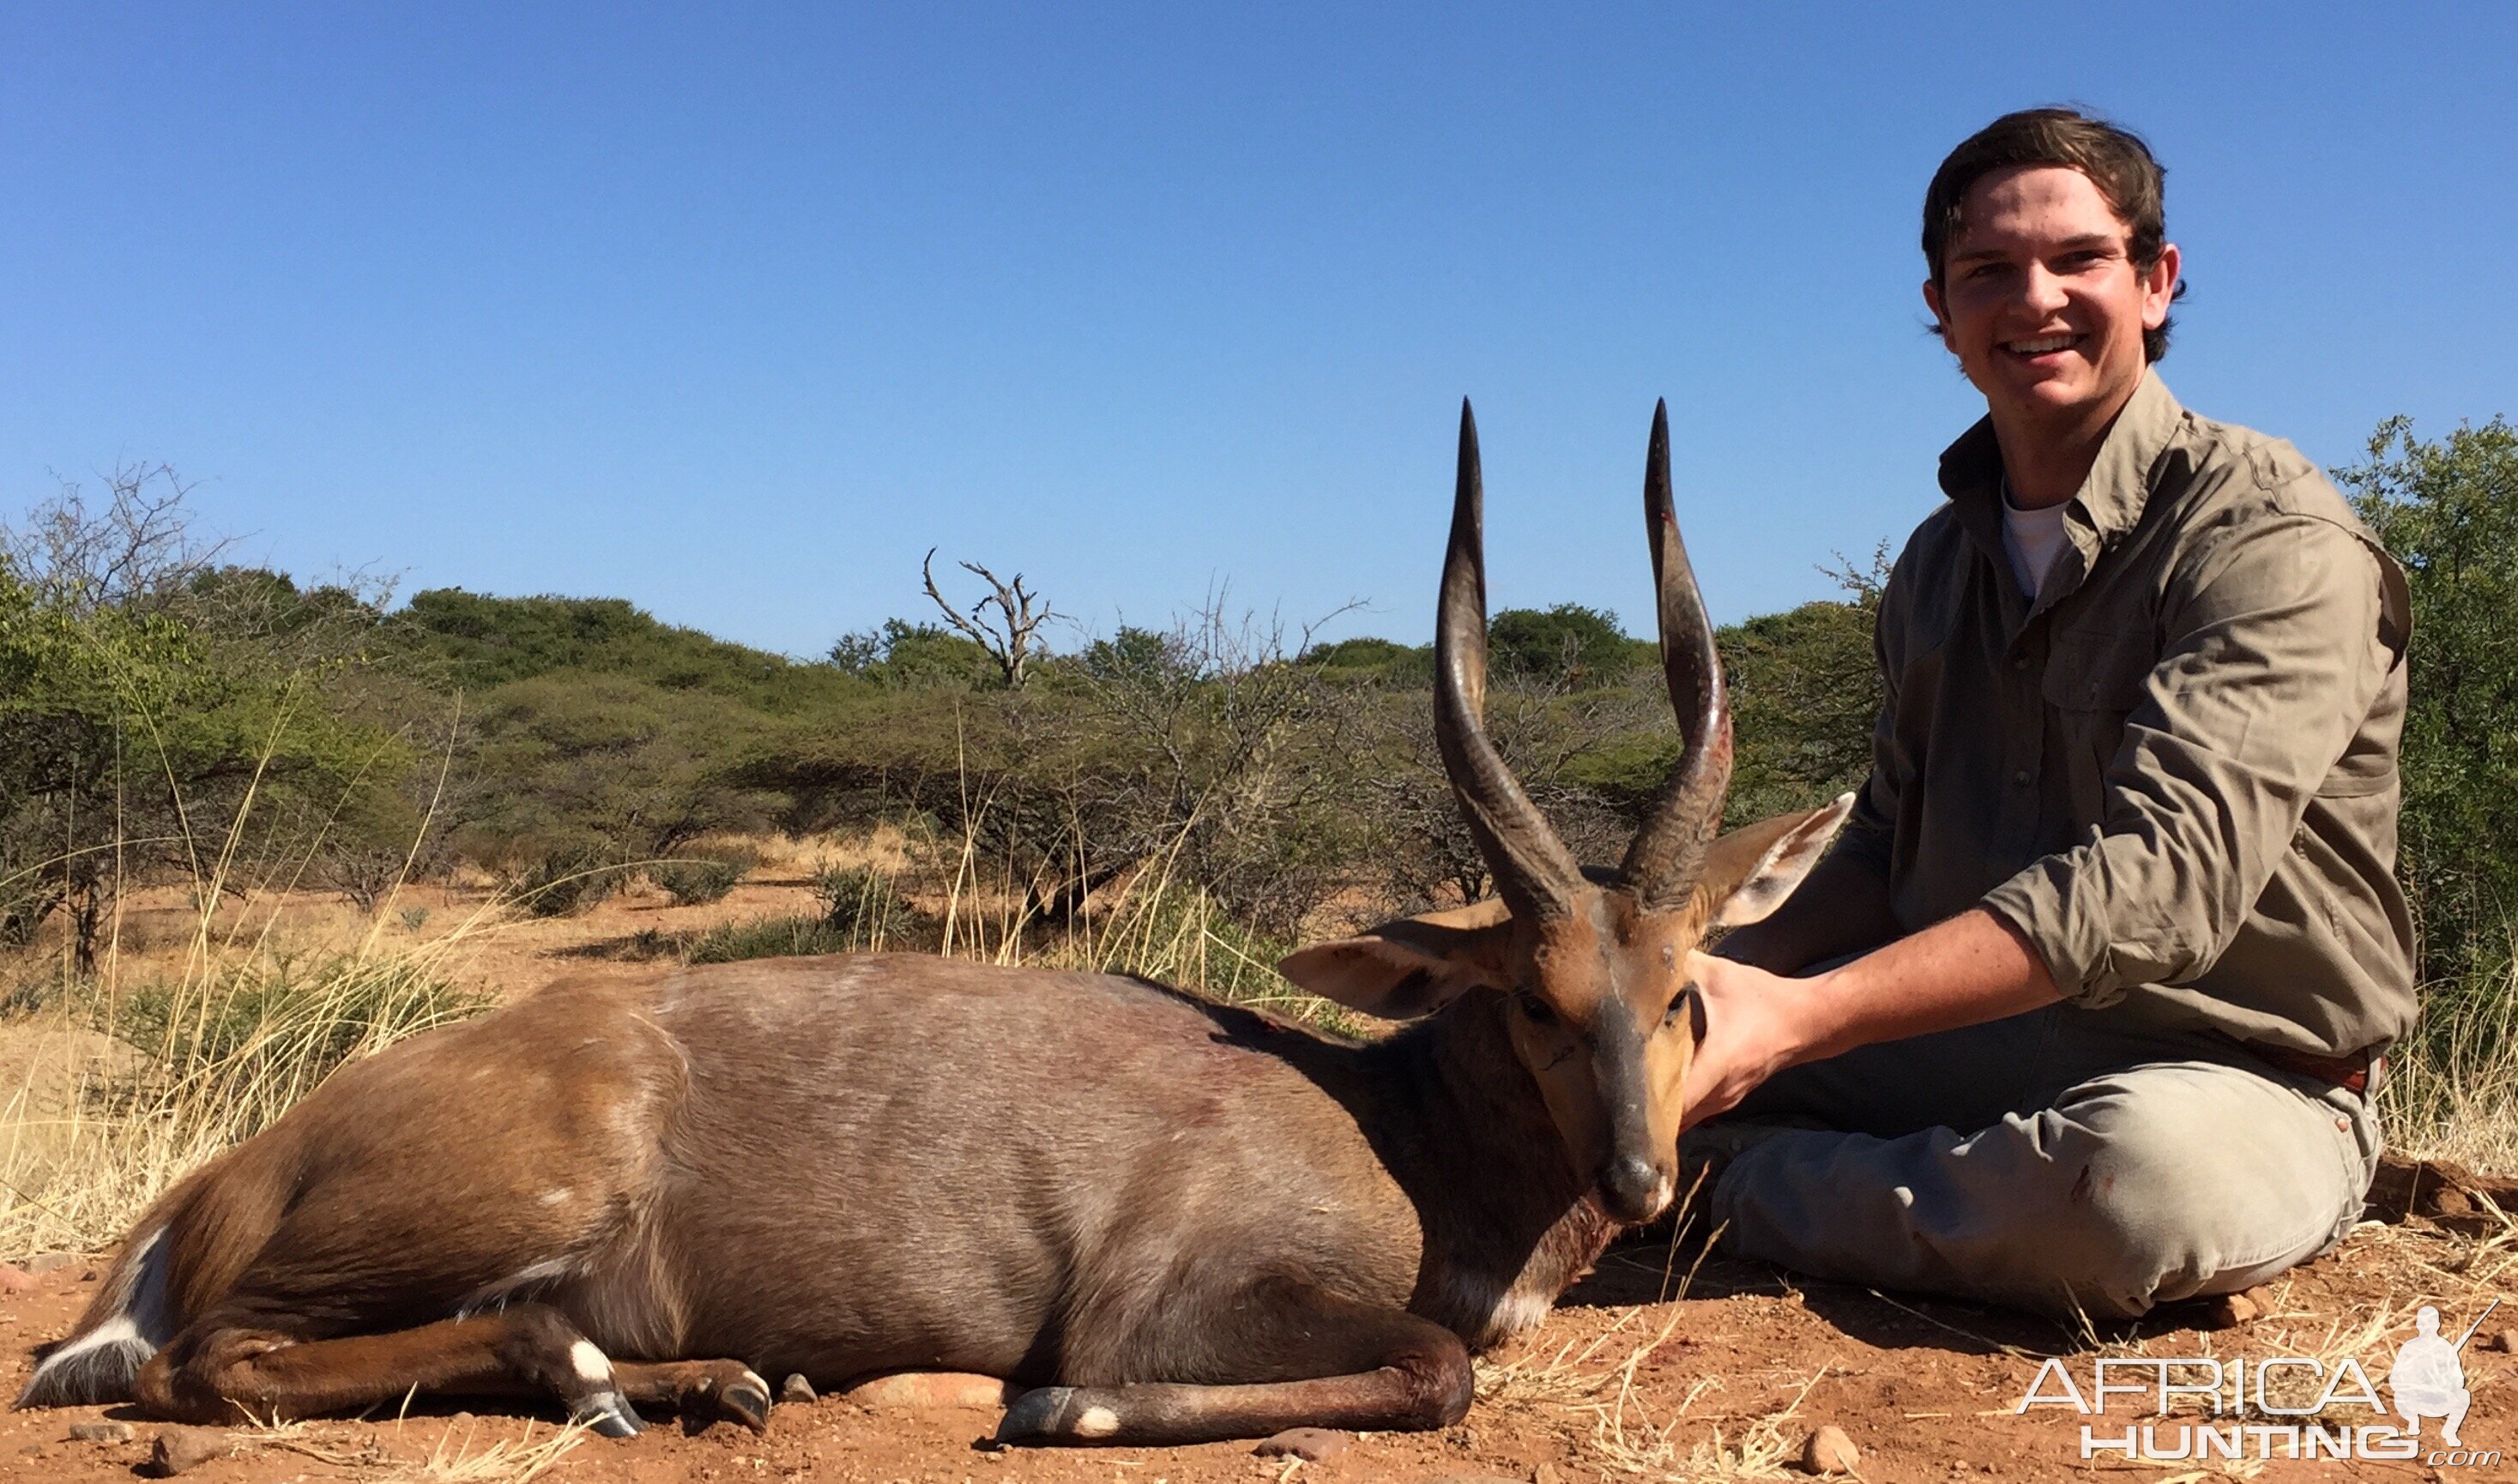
(1835, 371), (2415, 1057)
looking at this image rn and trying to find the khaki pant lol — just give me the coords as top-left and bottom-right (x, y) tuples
(1687, 1004), (2382, 1321)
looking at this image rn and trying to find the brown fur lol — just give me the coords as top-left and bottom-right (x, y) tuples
(16, 800), (1843, 1446)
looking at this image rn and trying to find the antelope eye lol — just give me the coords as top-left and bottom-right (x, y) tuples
(1515, 991), (1559, 1027)
(1663, 984), (1697, 1029)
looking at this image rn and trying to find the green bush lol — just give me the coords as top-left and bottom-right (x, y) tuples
(683, 914), (858, 964)
(2343, 415), (2518, 987)
(1488, 603), (1651, 685)
(827, 618), (1003, 690)
(812, 865), (923, 944)
(652, 850), (756, 907)
(95, 955), (486, 1093)
(512, 848), (623, 918)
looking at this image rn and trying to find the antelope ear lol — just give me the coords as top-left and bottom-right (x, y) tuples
(1699, 793), (1857, 930)
(1277, 916), (1516, 1020)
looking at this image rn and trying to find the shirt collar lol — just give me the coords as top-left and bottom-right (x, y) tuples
(1937, 370), (2187, 598)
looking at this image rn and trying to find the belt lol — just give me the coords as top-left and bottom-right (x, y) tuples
(2250, 1042), (2382, 1095)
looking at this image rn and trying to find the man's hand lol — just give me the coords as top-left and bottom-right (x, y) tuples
(1680, 907), (2066, 1131)
(1681, 952), (1831, 1127)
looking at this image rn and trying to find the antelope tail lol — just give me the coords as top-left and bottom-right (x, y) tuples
(15, 1160), (281, 1409)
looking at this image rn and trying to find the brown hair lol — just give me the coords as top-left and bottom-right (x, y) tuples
(1923, 107), (2185, 361)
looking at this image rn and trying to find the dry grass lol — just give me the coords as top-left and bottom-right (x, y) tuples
(1476, 1306), (1828, 1481)
(0, 924), (495, 1256)
(380, 1418), (588, 1483)
(1589, 1357), (1827, 1481)
(237, 1415), (588, 1483)
(2379, 944), (2518, 1171)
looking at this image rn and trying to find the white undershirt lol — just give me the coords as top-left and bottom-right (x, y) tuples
(2001, 481), (2071, 600)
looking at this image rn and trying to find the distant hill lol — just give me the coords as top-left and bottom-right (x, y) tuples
(393, 588), (863, 713)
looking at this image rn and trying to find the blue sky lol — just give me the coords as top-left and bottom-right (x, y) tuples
(3, 4), (2510, 657)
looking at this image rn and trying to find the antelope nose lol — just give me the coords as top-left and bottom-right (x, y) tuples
(1603, 1155), (1673, 1224)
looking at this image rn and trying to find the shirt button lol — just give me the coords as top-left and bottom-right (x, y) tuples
(2012, 769), (2032, 786)
(2013, 656), (2030, 671)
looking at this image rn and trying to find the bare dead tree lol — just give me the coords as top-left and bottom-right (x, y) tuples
(7, 462), (228, 616)
(921, 549), (1054, 690)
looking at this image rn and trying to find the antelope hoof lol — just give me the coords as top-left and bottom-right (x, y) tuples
(719, 1372), (772, 1433)
(993, 1384), (1076, 1444)
(994, 1384), (1124, 1445)
(574, 1390), (645, 1439)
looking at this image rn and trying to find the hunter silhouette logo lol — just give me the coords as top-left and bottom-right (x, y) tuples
(2389, 1300), (2495, 1448)
(2015, 1297), (2503, 1465)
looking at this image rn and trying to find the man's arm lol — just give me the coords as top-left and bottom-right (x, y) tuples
(1684, 908), (2060, 1126)
(1686, 506), (2404, 1127)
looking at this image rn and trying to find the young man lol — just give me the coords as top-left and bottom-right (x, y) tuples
(1679, 109), (2412, 1321)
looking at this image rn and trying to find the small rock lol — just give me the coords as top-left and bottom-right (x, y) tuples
(1253, 1427), (1350, 1462)
(2431, 1186), (2476, 1218)
(2207, 1291), (2260, 1327)
(2487, 1327), (2517, 1354)
(1801, 1423), (1858, 1475)
(148, 1426), (229, 1477)
(22, 1253), (74, 1275)
(1536, 1465), (1564, 1484)
(0, 1269), (33, 1295)
(839, 1372), (1014, 1409)
(69, 1420), (134, 1442)
(780, 1372), (816, 1405)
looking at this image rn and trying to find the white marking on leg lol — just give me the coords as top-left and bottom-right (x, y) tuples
(1074, 1404), (1120, 1438)
(569, 1340), (613, 1384)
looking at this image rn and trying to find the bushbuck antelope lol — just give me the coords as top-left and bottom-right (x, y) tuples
(19, 401), (1849, 1446)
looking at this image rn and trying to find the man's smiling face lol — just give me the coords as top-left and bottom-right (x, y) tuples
(1923, 164), (2179, 436)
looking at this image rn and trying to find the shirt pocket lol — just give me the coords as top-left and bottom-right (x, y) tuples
(2043, 625), (2155, 826)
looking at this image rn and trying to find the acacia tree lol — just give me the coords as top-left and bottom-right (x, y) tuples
(0, 469), (408, 964)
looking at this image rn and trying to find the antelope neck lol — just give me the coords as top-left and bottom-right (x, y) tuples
(1359, 995), (1615, 1337)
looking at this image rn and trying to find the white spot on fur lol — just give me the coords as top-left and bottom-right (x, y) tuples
(569, 1340), (613, 1384)
(1495, 1289), (1553, 1336)
(1073, 1405), (1120, 1438)
(539, 1188), (571, 1207)
(1440, 1267), (1555, 1348)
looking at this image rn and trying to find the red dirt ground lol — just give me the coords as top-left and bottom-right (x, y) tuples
(1, 1211), (2509, 1484)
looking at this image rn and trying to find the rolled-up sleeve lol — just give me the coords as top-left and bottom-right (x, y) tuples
(1982, 511), (2399, 1004)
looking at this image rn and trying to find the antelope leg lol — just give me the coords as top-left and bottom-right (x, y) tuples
(135, 1302), (644, 1436)
(996, 1280), (1471, 1447)
(609, 1358), (774, 1432)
